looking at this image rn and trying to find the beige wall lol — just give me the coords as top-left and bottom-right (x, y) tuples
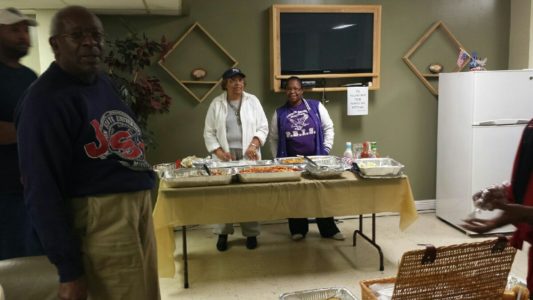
(70, 0), (509, 200)
(19, 10), (58, 74)
(509, 0), (532, 69)
(20, 23), (40, 74)
(99, 0), (511, 200)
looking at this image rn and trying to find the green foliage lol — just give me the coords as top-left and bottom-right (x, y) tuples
(104, 33), (172, 150)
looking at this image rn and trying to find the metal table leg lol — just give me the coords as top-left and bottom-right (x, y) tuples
(182, 225), (189, 288)
(352, 214), (385, 271)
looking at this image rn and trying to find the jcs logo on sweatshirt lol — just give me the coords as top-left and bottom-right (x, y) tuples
(83, 110), (150, 170)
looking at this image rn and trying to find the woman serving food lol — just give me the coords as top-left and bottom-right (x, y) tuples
(269, 76), (344, 241)
(203, 68), (268, 251)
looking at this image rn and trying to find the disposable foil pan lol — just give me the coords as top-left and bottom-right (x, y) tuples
(306, 155), (342, 166)
(306, 166), (344, 179)
(305, 156), (345, 179)
(279, 287), (357, 300)
(355, 158), (404, 176)
(276, 156), (306, 165)
(208, 160), (273, 168)
(162, 168), (234, 188)
(237, 166), (302, 183)
(153, 163), (175, 178)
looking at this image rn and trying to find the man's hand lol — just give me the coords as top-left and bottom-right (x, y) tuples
(461, 217), (503, 234)
(58, 277), (88, 300)
(461, 202), (525, 234)
(472, 183), (509, 210)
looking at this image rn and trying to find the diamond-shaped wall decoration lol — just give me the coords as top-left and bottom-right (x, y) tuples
(402, 20), (470, 96)
(159, 22), (238, 102)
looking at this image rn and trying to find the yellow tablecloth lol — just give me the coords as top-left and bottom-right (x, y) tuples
(153, 171), (418, 277)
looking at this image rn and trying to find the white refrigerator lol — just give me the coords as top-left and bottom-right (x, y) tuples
(436, 70), (533, 235)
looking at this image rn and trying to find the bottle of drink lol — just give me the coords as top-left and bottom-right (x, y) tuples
(343, 142), (353, 159)
(353, 143), (363, 159)
(370, 141), (379, 158)
(360, 141), (371, 158)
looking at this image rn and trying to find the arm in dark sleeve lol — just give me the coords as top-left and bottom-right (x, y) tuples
(16, 95), (83, 282)
(0, 121), (16, 144)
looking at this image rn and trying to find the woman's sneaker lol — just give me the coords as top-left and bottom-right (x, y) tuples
(291, 233), (305, 241)
(331, 232), (345, 240)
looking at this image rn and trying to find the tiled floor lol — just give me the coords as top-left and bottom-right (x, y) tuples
(160, 212), (528, 299)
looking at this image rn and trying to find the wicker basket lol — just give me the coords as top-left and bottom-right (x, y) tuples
(360, 237), (517, 300)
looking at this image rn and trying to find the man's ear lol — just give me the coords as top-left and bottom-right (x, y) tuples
(49, 37), (58, 51)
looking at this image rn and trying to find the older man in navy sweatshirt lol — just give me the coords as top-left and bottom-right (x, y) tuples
(15, 6), (159, 300)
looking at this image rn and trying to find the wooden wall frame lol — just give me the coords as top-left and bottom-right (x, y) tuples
(270, 4), (381, 93)
(159, 22), (238, 102)
(402, 20), (470, 96)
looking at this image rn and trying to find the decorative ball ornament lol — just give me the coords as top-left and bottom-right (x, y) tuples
(191, 68), (207, 80)
(428, 63), (443, 74)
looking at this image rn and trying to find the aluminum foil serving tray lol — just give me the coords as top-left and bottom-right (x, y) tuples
(304, 156), (345, 179)
(279, 287), (357, 300)
(237, 165), (302, 183)
(162, 168), (233, 188)
(208, 159), (274, 168)
(355, 158), (404, 177)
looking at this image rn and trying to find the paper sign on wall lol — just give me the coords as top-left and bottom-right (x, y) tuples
(347, 86), (368, 116)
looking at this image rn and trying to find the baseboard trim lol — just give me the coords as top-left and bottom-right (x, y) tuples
(415, 199), (435, 212)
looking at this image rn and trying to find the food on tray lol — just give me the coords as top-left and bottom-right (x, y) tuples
(169, 168), (232, 177)
(163, 167), (234, 188)
(208, 169), (226, 176)
(358, 161), (377, 168)
(279, 157), (305, 164)
(180, 155), (198, 168)
(239, 165), (299, 174)
(153, 163), (174, 178)
(237, 166), (302, 183)
(355, 158), (404, 176)
(305, 156), (345, 179)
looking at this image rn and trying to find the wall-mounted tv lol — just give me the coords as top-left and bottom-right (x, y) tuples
(271, 5), (381, 92)
(280, 12), (374, 74)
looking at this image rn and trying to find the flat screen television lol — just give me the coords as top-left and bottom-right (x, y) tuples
(280, 12), (374, 74)
(270, 5), (381, 92)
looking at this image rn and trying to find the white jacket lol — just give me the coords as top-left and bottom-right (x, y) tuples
(204, 91), (269, 159)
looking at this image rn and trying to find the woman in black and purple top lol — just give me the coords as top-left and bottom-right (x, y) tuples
(269, 76), (344, 241)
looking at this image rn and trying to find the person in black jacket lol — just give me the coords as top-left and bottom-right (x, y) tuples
(15, 6), (159, 300)
(462, 119), (533, 299)
(0, 7), (42, 260)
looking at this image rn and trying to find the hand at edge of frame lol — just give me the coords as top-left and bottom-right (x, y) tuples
(58, 277), (88, 300)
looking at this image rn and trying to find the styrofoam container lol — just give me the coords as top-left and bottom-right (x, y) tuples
(355, 158), (404, 176)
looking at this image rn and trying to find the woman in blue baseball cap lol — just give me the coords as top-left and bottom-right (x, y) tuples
(203, 67), (269, 251)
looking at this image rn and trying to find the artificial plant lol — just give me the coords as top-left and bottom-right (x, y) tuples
(104, 33), (172, 149)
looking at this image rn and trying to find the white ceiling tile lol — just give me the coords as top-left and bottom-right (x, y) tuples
(0, 0), (182, 14)
(0, 0), (64, 10)
(65, 0), (144, 10)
